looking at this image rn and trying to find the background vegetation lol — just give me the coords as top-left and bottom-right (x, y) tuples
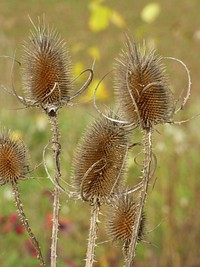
(0, 1), (199, 266)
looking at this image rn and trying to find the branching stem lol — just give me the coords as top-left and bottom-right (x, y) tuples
(126, 129), (152, 266)
(12, 181), (45, 266)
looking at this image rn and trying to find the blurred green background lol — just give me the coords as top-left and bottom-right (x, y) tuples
(0, 1), (200, 266)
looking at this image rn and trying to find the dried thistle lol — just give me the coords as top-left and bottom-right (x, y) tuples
(71, 114), (131, 267)
(21, 17), (72, 113)
(15, 16), (93, 117)
(72, 114), (131, 203)
(0, 130), (28, 185)
(113, 38), (193, 266)
(106, 194), (145, 257)
(19, 17), (93, 267)
(114, 37), (174, 130)
(0, 130), (45, 266)
(113, 37), (173, 265)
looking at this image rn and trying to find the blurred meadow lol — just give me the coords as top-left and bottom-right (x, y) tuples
(0, 0), (200, 266)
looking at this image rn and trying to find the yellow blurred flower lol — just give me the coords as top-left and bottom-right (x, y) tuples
(80, 78), (110, 102)
(141, 2), (161, 23)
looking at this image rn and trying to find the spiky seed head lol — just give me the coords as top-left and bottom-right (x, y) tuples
(22, 18), (72, 111)
(105, 194), (145, 247)
(114, 37), (174, 130)
(71, 114), (131, 203)
(0, 131), (28, 185)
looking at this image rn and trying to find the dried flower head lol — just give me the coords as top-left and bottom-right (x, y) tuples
(72, 114), (131, 203)
(105, 194), (145, 250)
(0, 131), (28, 185)
(114, 37), (174, 129)
(22, 17), (72, 113)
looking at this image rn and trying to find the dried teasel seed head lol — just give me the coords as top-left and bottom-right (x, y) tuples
(0, 130), (28, 185)
(22, 17), (72, 112)
(71, 114), (131, 203)
(105, 194), (145, 249)
(114, 37), (174, 130)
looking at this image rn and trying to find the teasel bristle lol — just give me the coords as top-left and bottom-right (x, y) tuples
(22, 18), (72, 109)
(105, 194), (145, 254)
(0, 130), (28, 185)
(114, 37), (174, 130)
(71, 114), (131, 203)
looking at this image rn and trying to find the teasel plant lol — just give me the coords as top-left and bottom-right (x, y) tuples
(112, 36), (192, 266)
(0, 16), (93, 267)
(105, 193), (145, 260)
(0, 130), (45, 266)
(71, 113), (135, 267)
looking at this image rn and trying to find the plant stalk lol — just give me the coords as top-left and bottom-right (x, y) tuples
(49, 115), (61, 267)
(12, 181), (45, 266)
(85, 201), (100, 267)
(126, 129), (152, 266)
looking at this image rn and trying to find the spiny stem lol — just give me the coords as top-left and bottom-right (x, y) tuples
(85, 201), (100, 267)
(49, 115), (61, 267)
(12, 181), (45, 266)
(126, 129), (152, 267)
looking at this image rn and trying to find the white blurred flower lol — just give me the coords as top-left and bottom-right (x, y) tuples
(3, 188), (13, 201)
(35, 114), (48, 131)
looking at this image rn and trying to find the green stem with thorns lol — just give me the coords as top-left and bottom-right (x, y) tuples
(126, 129), (152, 267)
(12, 181), (45, 267)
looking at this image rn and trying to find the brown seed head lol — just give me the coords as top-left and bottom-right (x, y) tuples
(72, 115), (131, 203)
(0, 131), (28, 185)
(114, 37), (174, 129)
(106, 194), (145, 246)
(22, 18), (72, 110)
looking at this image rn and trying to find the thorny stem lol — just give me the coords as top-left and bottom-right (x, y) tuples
(126, 129), (152, 267)
(49, 115), (61, 267)
(12, 181), (45, 266)
(85, 201), (100, 267)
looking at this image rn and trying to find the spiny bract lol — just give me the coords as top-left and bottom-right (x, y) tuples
(0, 131), (28, 185)
(105, 194), (145, 248)
(22, 18), (72, 108)
(114, 37), (174, 129)
(71, 114), (131, 203)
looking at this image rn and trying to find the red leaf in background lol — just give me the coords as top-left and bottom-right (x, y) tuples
(15, 224), (24, 234)
(65, 259), (80, 267)
(2, 213), (25, 235)
(45, 212), (53, 229)
(9, 213), (18, 223)
(59, 216), (74, 235)
(45, 212), (74, 235)
(25, 239), (37, 258)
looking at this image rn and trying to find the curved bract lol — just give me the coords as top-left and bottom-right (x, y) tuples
(22, 18), (72, 110)
(106, 194), (145, 256)
(72, 114), (131, 203)
(114, 37), (174, 130)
